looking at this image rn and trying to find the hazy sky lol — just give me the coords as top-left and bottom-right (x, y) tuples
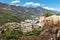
(0, 0), (60, 11)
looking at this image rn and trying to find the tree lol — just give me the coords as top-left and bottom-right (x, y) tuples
(42, 12), (53, 17)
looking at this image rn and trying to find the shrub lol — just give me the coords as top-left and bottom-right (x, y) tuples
(23, 31), (33, 36)
(42, 12), (53, 17)
(0, 30), (23, 39)
(32, 28), (42, 36)
(23, 28), (42, 36)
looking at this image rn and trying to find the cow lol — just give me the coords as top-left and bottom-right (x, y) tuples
(39, 15), (60, 40)
(39, 15), (60, 29)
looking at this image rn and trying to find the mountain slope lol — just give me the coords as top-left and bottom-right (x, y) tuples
(0, 2), (57, 17)
(0, 2), (58, 25)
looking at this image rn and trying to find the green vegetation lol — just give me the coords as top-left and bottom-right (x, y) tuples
(23, 28), (42, 36)
(32, 28), (42, 36)
(0, 22), (23, 39)
(0, 8), (32, 26)
(42, 12), (53, 17)
(0, 28), (42, 39)
(0, 8), (42, 39)
(0, 29), (23, 39)
(23, 31), (33, 36)
(42, 12), (60, 17)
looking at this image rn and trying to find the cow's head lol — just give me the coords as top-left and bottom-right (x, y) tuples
(39, 16), (46, 28)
